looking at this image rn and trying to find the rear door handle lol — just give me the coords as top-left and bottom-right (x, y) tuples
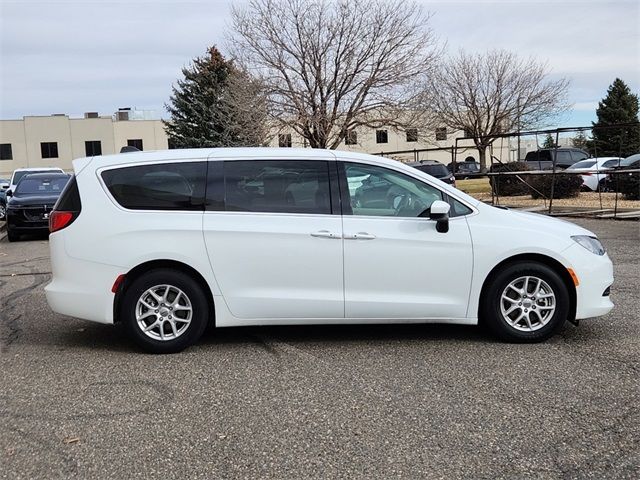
(344, 232), (376, 240)
(310, 230), (341, 239)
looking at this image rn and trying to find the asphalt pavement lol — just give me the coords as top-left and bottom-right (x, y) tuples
(1, 219), (638, 479)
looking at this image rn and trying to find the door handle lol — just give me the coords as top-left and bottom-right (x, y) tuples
(344, 232), (376, 240)
(310, 230), (341, 239)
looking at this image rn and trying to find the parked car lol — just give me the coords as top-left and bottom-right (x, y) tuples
(0, 178), (9, 220)
(408, 160), (456, 185)
(8, 167), (64, 194)
(6, 172), (70, 241)
(45, 148), (613, 353)
(524, 148), (589, 170)
(447, 159), (481, 178)
(566, 157), (624, 191)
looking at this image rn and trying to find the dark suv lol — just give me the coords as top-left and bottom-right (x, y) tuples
(524, 148), (589, 169)
(408, 160), (456, 185)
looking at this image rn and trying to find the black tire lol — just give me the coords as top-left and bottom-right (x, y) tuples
(481, 262), (569, 343)
(121, 268), (210, 353)
(7, 227), (18, 242)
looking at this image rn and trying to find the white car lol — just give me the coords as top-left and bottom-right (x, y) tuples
(566, 157), (623, 191)
(45, 148), (614, 353)
(9, 167), (65, 193)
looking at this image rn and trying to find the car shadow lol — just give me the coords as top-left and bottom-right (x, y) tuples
(42, 321), (498, 355)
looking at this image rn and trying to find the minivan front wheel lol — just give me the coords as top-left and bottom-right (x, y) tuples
(122, 269), (209, 353)
(482, 262), (569, 342)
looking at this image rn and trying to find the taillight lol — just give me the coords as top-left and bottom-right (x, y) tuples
(49, 211), (74, 232)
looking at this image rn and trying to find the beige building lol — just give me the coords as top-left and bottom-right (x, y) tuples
(1, 108), (515, 176)
(268, 126), (509, 165)
(0, 109), (168, 176)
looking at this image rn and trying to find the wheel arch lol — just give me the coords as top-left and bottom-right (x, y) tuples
(478, 253), (576, 323)
(113, 259), (215, 326)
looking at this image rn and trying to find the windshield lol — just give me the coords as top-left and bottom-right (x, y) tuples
(15, 176), (69, 195)
(568, 160), (596, 169)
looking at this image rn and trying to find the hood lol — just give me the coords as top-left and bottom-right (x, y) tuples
(8, 194), (60, 207)
(479, 204), (596, 238)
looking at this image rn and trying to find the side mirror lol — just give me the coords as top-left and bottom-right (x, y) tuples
(429, 200), (450, 233)
(6, 189), (12, 197)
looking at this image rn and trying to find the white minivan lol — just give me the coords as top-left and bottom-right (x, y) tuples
(45, 148), (614, 353)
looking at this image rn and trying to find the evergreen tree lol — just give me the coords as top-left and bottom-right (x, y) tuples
(164, 46), (267, 148)
(590, 78), (640, 156)
(542, 133), (556, 148)
(571, 130), (590, 153)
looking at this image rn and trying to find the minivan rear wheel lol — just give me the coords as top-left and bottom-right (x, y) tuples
(481, 262), (569, 343)
(122, 269), (209, 353)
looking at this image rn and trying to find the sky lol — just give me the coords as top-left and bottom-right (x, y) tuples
(1, 0), (638, 128)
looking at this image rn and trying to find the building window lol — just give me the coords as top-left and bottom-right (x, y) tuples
(278, 133), (292, 148)
(406, 128), (418, 142)
(345, 130), (357, 145)
(435, 128), (447, 141)
(376, 130), (388, 144)
(0, 144), (12, 160)
(464, 128), (474, 138)
(85, 140), (102, 157)
(127, 139), (143, 151)
(41, 142), (59, 159)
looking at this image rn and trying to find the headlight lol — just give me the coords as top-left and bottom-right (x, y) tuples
(571, 235), (605, 256)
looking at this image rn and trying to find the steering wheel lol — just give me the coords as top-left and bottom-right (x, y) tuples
(393, 193), (427, 216)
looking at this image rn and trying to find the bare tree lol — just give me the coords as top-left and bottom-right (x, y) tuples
(427, 50), (570, 171)
(228, 0), (440, 149)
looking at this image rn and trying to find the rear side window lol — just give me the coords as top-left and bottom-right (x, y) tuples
(223, 160), (331, 214)
(101, 162), (206, 210)
(55, 175), (81, 211)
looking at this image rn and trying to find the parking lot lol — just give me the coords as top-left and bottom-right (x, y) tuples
(0, 218), (638, 479)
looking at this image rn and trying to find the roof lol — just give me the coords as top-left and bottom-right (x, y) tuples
(13, 167), (65, 172)
(73, 147), (408, 172)
(18, 172), (70, 179)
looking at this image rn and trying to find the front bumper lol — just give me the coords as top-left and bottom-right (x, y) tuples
(563, 243), (614, 319)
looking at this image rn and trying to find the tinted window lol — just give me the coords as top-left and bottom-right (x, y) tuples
(449, 197), (473, 217)
(343, 163), (443, 217)
(414, 164), (448, 178)
(101, 162), (206, 210)
(224, 160), (331, 214)
(571, 150), (588, 162)
(16, 176), (69, 195)
(555, 151), (572, 164)
(602, 159), (621, 168)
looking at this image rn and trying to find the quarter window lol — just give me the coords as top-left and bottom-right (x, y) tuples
(41, 142), (59, 159)
(342, 162), (443, 218)
(223, 160), (331, 214)
(101, 162), (206, 210)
